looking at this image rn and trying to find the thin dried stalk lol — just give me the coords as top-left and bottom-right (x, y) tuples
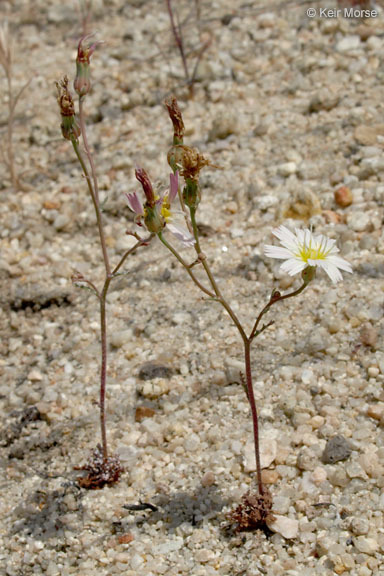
(0, 21), (31, 190)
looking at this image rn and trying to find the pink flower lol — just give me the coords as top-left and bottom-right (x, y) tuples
(126, 171), (194, 245)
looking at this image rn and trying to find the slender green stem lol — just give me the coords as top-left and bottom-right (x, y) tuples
(158, 232), (215, 298)
(98, 276), (112, 460)
(244, 339), (263, 495)
(72, 119), (152, 462)
(78, 97), (111, 276)
(71, 139), (100, 224)
(189, 207), (247, 342)
(250, 283), (308, 341)
(160, 218), (264, 494)
(112, 234), (153, 276)
(189, 207), (263, 491)
(71, 134), (111, 461)
(74, 276), (101, 298)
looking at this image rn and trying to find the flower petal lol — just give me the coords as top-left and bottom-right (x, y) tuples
(280, 258), (307, 276)
(169, 172), (179, 204)
(264, 245), (294, 260)
(126, 192), (144, 215)
(314, 260), (343, 284)
(167, 223), (195, 246)
(326, 255), (353, 274)
(272, 225), (299, 251)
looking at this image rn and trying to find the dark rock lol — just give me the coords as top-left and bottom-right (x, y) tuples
(221, 13), (234, 26)
(138, 363), (173, 381)
(308, 93), (339, 114)
(322, 435), (352, 464)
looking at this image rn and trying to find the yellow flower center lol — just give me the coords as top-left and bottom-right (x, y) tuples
(298, 237), (330, 262)
(160, 197), (172, 222)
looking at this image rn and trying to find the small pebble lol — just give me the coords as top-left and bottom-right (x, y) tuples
(367, 366), (379, 378)
(260, 469), (279, 484)
(267, 515), (299, 539)
(195, 549), (214, 563)
(366, 404), (384, 421)
(27, 370), (43, 382)
(54, 213), (71, 231)
(117, 533), (135, 545)
(201, 471), (216, 487)
(350, 517), (370, 536)
(360, 324), (378, 348)
(336, 35), (361, 53)
(243, 438), (277, 472)
(347, 212), (371, 232)
(308, 92), (339, 113)
(208, 112), (240, 141)
(135, 406), (156, 422)
(110, 330), (133, 348)
(353, 536), (379, 555)
(334, 186), (353, 208)
(311, 466), (327, 485)
(277, 162), (297, 177)
(327, 467), (350, 487)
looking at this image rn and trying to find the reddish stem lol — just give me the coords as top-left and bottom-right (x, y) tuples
(99, 278), (112, 460)
(243, 339), (263, 494)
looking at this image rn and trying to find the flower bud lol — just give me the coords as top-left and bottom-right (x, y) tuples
(270, 289), (281, 303)
(183, 178), (201, 209)
(74, 33), (101, 97)
(135, 167), (155, 207)
(167, 145), (185, 173)
(56, 76), (81, 141)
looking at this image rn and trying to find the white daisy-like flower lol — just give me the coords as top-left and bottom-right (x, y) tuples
(264, 225), (353, 284)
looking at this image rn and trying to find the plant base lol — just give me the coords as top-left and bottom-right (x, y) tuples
(75, 444), (124, 489)
(228, 489), (274, 532)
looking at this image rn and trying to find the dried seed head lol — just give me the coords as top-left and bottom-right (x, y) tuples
(56, 76), (81, 140)
(167, 145), (210, 181)
(164, 96), (185, 145)
(56, 76), (75, 116)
